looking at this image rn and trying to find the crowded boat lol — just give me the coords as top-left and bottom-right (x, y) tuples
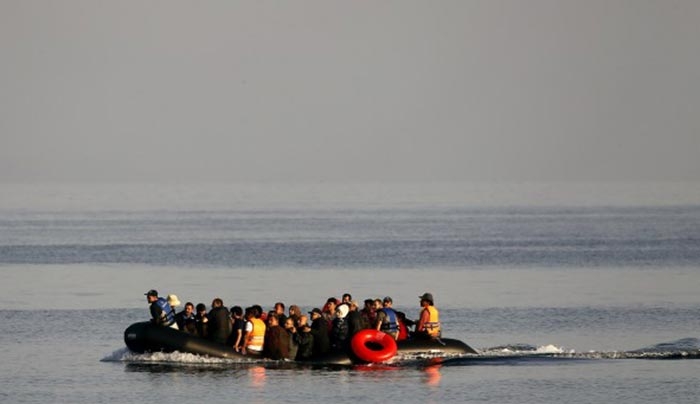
(124, 289), (477, 364)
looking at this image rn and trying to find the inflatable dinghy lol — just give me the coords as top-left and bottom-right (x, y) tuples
(124, 322), (477, 365)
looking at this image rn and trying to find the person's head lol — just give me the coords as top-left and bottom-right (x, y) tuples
(373, 299), (382, 311)
(212, 298), (223, 308)
(364, 299), (374, 311)
(244, 307), (255, 320)
(309, 308), (322, 320)
(349, 301), (359, 312)
(325, 297), (338, 313)
(342, 293), (352, 304)
(274, 302), (285, 314)
(267, 313), (279, 326)
(336, 304), (349, 319)
(252, 305), (263, 318)
(231, 305), (243, 318)
(184, 302), (194, 315)
(382, 296), (393, 308)
(284, 317), (295, 330)
(196, 303), (207, 314)
(419, 292), (434, 306)
(145, 289), (158, 304)
(297, 314), (309, 328)
(289, 304), (300, 317)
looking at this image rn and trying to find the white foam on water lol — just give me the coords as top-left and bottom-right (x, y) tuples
(101, 348), (264, 364)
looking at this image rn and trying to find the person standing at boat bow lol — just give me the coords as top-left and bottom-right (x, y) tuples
(144, 289), (178, 329)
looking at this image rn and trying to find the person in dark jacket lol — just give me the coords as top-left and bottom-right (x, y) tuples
(144, 289), (177, 328)
(175, 301), (197, 334)
(228, 305), (247, 352)
(283, 317), (299, 360)
(330, 304), (350, 353)
(294, 322), (315, 361)
(207, 298), (232, 345)
(263, 313), (289, 360)
(345, 300), (365, 338)
(309, 308), (330, 358)
(273, 302), (287, 326)
(195, 303), (208, 338)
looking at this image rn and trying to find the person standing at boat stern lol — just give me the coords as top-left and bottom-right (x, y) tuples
(145, 289), (178, 329)
(415, 292), (441, 339)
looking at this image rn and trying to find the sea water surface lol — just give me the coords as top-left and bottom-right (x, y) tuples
(1, 182), (699, 403)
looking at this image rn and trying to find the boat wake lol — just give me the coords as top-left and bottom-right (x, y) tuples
(440, 338), (700, 366)
(103, 338), (700, 368)
(102, 347), (268, 365)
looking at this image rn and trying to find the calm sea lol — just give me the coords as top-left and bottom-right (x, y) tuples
(1, 182), (699, 403)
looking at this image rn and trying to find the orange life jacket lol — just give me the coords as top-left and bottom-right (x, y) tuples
(421, 306), (441, 337)
(247, 318), (266, 352)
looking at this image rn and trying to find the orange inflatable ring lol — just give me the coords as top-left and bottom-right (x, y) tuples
(351, 329), (398, 363)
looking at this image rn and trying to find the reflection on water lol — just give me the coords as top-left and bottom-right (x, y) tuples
(249, 366), (266, 388)
(423, 365), (441, 387)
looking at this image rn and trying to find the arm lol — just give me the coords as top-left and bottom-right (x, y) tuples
(150, 303), (163, 324)
(375, 311), (384, 331)
(242, 321), (253, 353)
(233, 329), (242, 352)
(416, 308), (430, 332)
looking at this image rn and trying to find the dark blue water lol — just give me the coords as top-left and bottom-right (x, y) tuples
(2, 206), (699, 267)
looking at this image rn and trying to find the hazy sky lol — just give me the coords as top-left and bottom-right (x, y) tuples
(1, 0), (698, 183)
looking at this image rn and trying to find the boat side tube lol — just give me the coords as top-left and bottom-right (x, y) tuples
(124, 321), (252, 360)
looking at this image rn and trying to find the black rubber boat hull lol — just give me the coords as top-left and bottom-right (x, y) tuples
(124, 321), (253, 361)
(124, 322), (477, 365)
(396, 337), (479, 355)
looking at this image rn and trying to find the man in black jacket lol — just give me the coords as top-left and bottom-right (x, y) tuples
(207, 298), (232, 345)
(308, 308), (330, 358)
(345, 300), (365, 338)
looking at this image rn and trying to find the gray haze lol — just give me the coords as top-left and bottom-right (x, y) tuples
(1, 0), (699, 183)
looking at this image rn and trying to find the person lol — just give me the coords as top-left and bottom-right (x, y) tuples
(322, 297), (338, 325)
(296, 314), (309, 329)
(330, 303), (350, 353)
(396, 311), (412, 341)
(360, 298), (376, 328)
(167, 294), (181, 313)
(252, 305), (266, 322)
(195, 303), (209, 338)
(243, 306), (266, 355)
(283, 317), (298, 360)
(415, 292), (441, 339)
(373, 298), (383, 313)
(207, 298), (232, 344)
(345, 300), (365, 337)
(309, 308), (330, 358)
(375, 296), (399, 340)
(288, 304), (301, 325)
(144, 289), (177, 329)
(273, 302), (287, 326)
(263, 313), (289, 360)
(294, 321), (315, 361)
(228, 305), (246, 352)
(175, 301), (197, 334)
